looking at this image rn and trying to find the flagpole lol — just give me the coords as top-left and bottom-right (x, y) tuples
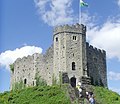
(79, 0), (82, 24)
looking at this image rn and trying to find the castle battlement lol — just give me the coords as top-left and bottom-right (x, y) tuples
(86, 42), (106, 55)
(53, 23), (86, 35)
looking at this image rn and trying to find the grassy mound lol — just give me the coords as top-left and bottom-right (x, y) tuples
(0, 85), (120, 104)
(0, 85), (70, 104)
(93, 86), (120, 104)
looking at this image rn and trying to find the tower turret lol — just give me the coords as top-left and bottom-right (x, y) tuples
(53, 23), (88, 86)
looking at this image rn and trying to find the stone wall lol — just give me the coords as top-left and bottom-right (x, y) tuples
(12, 55), (36, 87)
(33, 53), (46, 83)
(11, 53), (46, 89)
(53, 24), (87, 85)
(44, 45), (54, 85)
(11, 45), (54, 89)
(11, 24), (107, 89)
(86, 42), (107, 87)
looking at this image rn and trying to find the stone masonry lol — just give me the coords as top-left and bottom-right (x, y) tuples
(10, 24), (107, 90)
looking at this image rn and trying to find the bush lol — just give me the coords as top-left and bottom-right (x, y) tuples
(35, 73), (47, 86)
(12, 80), (25, 91)
(10, 64), (14, 72)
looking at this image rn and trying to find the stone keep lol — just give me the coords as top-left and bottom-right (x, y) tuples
(10, 24), (107, 89)
(53, 24), (87, 86)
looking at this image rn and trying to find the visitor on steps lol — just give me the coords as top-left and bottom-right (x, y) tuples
(86, 91), (89, 100)
(76, 82), (83, 98)
(88, 92), (95, 104)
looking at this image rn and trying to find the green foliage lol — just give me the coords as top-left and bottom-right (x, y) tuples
(0, 85), (120, 104)
(35, 73), (47, 86)
(93, 86), (120, 104)
(12, 80), (25, 91)
(0, 85), (70, 104)
(52, 74), (57, 85)
(9, 64), (14, 72)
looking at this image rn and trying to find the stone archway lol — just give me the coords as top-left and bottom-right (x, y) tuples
(70, 77), (76, 87)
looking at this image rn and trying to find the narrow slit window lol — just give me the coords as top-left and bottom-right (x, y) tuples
(72, 62), (76, 70)
(56, 37), (58, 42)
(73, 36), (76, 40)
(24, 79), (27, 84)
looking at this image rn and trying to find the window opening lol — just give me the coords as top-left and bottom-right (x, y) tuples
(73, 36), (76, 40)
(24, 79), (27, 84)
(72, 62), (76, 70)
(56, 37), (58, 42)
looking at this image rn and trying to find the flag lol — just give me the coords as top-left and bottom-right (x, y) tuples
(80, 0), (88, 7)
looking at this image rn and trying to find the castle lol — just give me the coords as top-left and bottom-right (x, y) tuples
(10, 24), (107, 89)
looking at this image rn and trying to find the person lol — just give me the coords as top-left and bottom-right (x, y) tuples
(88, 92), (95, 104)
(76, 82), (83, 97)
(84, 91), (90, 104)
(86, 91), (89, 100)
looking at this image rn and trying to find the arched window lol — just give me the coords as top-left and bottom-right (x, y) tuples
(24, 79), (27, 84)
(72, 62), (76, 70)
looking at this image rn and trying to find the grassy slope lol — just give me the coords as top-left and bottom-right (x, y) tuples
(0, 85), (120, 104)
(93, 86), (120, 104)
(0, 85), (70, 104)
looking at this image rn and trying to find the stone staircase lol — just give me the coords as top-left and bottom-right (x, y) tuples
(67, 76), (99, 104)
(67, 85), (88, 104)
(67, 85), (77, 104)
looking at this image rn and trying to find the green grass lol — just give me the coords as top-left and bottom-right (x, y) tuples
(0, 85), (120, 104)
(0, 85), (70, 104)
(93, 86), (120, 104)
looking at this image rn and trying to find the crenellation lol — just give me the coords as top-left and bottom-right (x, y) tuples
(11, 23), (107, 90)
(53, 24), (86, 36)
(15, 58), (21, 63)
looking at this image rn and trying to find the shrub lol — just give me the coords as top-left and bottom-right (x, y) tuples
(10, 64), (14, 72)
(12, 80), (25, 91)
(35, 73), (47, 86)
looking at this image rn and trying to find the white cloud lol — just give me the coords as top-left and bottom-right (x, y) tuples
(34, 0), (76, 26)
(83, 13), (120, 61)
(108, 71), (120, 80)
(0, 46), (42, 70)
(81, 13), (98, 28)
(33, 0), (120, 60)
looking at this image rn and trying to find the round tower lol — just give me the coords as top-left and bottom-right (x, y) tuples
(53, 23), (87, 86)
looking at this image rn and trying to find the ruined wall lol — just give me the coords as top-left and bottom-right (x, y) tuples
(11, 46), (54, 89)
(11, 53), (46, 89)
(12, 55), (36, 87)
(44, 45), (54, 85)
(86, 42), (107, 87)
(33, 53), (46, 83)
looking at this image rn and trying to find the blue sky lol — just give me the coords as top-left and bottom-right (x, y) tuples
(0, 0), (120, 94)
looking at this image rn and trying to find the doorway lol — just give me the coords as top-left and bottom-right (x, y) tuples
(70, 77), (76, 87)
